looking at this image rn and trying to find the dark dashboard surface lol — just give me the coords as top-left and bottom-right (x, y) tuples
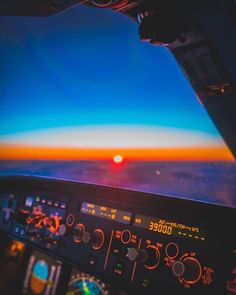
(0, 175), (236, 294)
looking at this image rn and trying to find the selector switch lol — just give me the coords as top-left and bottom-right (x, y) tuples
(58, 224), (78, 237)
(127, 247), (158, 266)
(172, 257), (202, 285)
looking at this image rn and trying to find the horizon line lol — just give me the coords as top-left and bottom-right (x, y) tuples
(0, 144), (234, 161)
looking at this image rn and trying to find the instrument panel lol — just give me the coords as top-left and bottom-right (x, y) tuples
(0, 175), (236, 294)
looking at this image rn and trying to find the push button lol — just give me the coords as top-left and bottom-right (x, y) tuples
(113, 261), (124, 276)
(41, 198), (47, 204)
(54, 201), (59, 207)
(60, 202), (66, 209)
(88, 255), (97, 267)
(47, 199), (53, 206)
(35, 196), (40, 203)
(140, 276), (151, 289)
(112, 248), (121, 256)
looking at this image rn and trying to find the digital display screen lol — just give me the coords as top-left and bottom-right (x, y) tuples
(80, 202), (132, 224)
(133, 214), (206, 241)
(23, 250), (62, 295)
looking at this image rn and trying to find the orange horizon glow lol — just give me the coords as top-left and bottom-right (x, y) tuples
(0, 144), (234, 161)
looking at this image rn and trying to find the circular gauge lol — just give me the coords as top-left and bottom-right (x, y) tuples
(67, 272), (110, 295)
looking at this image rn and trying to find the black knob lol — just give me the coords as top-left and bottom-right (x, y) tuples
(138, 249), (149, 263)
(82, 231), (91, 244)
(73, 223), (85, 243)
(126, 248), (149, 263)
(172, 261), (185, 277)
(172, 257), (202, 285)
(144, 245), (160, 270)
(59, 224), (78, 237)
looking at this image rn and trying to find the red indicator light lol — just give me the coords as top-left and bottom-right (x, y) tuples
(113, 155), (123, 164)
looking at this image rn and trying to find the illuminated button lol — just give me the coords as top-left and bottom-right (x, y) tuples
(113, 261), (124, 276)
(47, 199), (53, 206)
(66, 214), (74, 227)
(140, 277), (151, 289)
(88, 255), (97, 267)
(60, 202), (66, 209)
(121, 230), (131, 244)
(54, 201), (59, 207)
(15, 227), (20, 234)
(112, 248), (121, 256)
(35, 196), (40, 203)
(20, 228), (25, 236)
(41, 198), (47, 204)
(25, 196), (34, 207)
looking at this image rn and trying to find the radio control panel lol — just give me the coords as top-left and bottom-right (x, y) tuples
(0, 175), (235, 294)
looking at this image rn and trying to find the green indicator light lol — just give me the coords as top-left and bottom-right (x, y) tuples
(116, 263), (123, 268)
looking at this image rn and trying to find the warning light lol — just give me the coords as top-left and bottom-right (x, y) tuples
(113, 155), (123, 164)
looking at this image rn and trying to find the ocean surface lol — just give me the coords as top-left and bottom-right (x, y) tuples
(0, 161), (235, 208)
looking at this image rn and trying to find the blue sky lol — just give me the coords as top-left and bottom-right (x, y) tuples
(0, 5), (221, 141)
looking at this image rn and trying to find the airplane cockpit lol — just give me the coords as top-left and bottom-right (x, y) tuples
(0, 1), (236, 294)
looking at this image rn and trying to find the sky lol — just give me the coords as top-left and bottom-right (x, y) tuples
(0, 5), (233, 161)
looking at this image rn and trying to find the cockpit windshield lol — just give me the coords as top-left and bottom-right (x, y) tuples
(0, 5), (235, 207)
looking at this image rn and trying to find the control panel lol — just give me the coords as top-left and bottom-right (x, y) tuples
(14, 194), (67, 250)
(0, 175), (235, 294)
